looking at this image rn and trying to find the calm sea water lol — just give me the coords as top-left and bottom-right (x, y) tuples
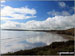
(1, 30), (68, 54)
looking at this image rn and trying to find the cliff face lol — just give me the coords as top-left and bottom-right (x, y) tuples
(3, 40), (74, 55)
(64, 28), (74, 36)
(50, 28), (75, 36)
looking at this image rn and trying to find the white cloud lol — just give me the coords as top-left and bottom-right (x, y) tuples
(1, 6), (37, 20)
(1, 4), (5, 7)
(1, 0), (6, 3)
(1, 14), (75, 30)
(1, 0), (6, 8)
(48, 10), (71, 16)
(1, 21), (20, 29)
(58, 2), (66, 7)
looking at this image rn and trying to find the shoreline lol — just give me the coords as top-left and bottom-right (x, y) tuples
(2, 40), (74, 55)
(1, 28), (74, 55)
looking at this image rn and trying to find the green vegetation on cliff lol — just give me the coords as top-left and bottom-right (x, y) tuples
(3, 40), (74, 55)
(55, 28), (74, 36)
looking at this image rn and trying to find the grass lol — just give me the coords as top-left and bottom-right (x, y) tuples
(3, 40), (74, 55)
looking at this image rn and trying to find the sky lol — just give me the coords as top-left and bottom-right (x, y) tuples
(1, 0), (75, 30)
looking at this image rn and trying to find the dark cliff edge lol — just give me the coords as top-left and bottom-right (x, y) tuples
(2, 40), (74, 55)
(49, 28), (75, 36)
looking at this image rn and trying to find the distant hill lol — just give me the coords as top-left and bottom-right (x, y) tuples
(3, 40), (74, 55)
(50, 28), (75, 36)
(2, 28), (75, 36)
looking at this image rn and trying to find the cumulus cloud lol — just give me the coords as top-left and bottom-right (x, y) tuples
(58, 2), (66, 7)
(1, 14), (75, 30)
(1, 21), (21, 29)
(24, 14), (75, 30)
(48, 10), (71, 16)
(1, 0), (6, 8)
(1, 4), (5, 7)
(1, 0), (6, 3)
(1, 6), (37, 20)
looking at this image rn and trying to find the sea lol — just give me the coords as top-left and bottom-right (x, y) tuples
(1, 30), (68, 54)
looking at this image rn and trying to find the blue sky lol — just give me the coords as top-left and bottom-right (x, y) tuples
(1, 0), (75, 30)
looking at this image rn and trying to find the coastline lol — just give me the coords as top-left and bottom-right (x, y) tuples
(2, 40), (74, 55)
(1, 28), (74, 55)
